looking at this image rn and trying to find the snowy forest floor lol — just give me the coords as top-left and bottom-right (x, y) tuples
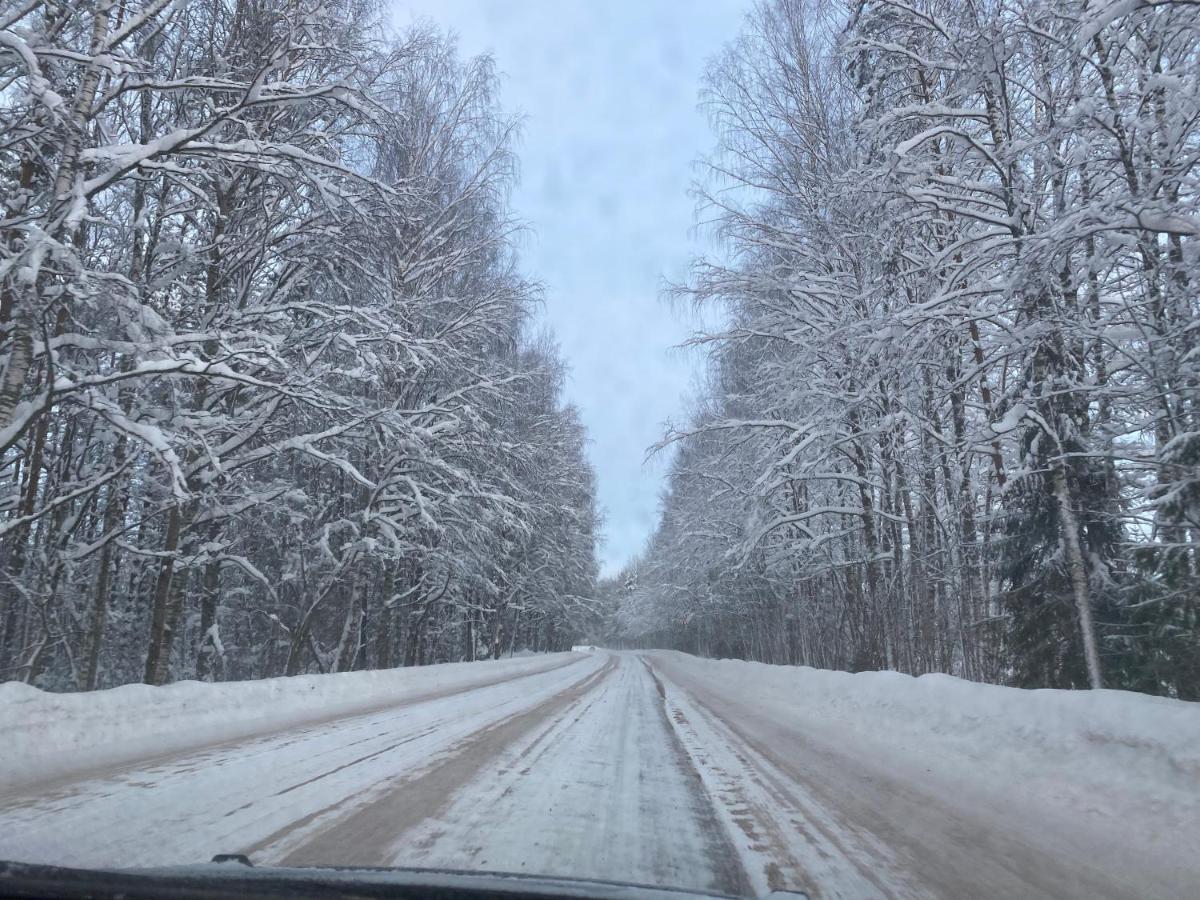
(1, 651), (1197, 899)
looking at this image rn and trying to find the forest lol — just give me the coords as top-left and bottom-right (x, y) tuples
(3, 0), (1198, 699)
(0, 0), (599, 688)
(612, 0), (1199, 697)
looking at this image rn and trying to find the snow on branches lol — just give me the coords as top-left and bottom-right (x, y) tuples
(0, 0), (598, 688)
(619, 0), (1199, 697)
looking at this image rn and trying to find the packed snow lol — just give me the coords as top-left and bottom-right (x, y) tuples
(0, 652), (577, 790)
(646, 652), (1200, 898)
(1, 650), (1197, 899)
(647, 651), (1200, 816)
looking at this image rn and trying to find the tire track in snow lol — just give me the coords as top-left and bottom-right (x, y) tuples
(0, 653), (586, 804)
(646, 652), (1154, 900)
(0, 654), (607, 868)
(364, 653), (750, 895)
(642, 656), (909, 899)
(260, 656), (618, 864)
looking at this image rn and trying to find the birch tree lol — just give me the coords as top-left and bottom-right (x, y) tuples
(620, 0), (1198, 697)
(1, 0), (599, 689)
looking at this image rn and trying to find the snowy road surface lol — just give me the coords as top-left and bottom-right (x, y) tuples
(1, 651), (1195, 899)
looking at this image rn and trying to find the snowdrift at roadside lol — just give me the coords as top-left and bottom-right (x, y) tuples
(0, 653), (577, 791)
(649, 651), (1200, 838)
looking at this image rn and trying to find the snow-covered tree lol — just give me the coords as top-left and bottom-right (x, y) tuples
(0, 0), (598, 688)
(620, 0), (1198, 697)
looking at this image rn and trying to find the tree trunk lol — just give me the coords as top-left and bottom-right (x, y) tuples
(143, 503), (183, 685)
(1052, 465), (1104, 689)
(195, 556), (221, 681)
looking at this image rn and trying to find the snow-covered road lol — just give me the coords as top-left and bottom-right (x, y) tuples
(1, 651), (1195, 899)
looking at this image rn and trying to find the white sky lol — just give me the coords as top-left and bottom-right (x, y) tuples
(391, 1), (749, 575)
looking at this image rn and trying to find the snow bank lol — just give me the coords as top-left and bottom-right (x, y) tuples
(650, 652), (1200, 832)
(0, 654), (578, 791)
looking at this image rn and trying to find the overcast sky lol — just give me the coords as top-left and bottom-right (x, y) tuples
(391, 1), (749, 575)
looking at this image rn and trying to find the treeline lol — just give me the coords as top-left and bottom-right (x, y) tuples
(616, 0), (1198, 697)
(0, 0), (599, 689)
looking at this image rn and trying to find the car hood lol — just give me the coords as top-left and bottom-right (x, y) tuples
(0, 858), (809, 900)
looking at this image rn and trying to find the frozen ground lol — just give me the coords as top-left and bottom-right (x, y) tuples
(0, 651), (578, 789)
(1, 650), (1197, 898)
